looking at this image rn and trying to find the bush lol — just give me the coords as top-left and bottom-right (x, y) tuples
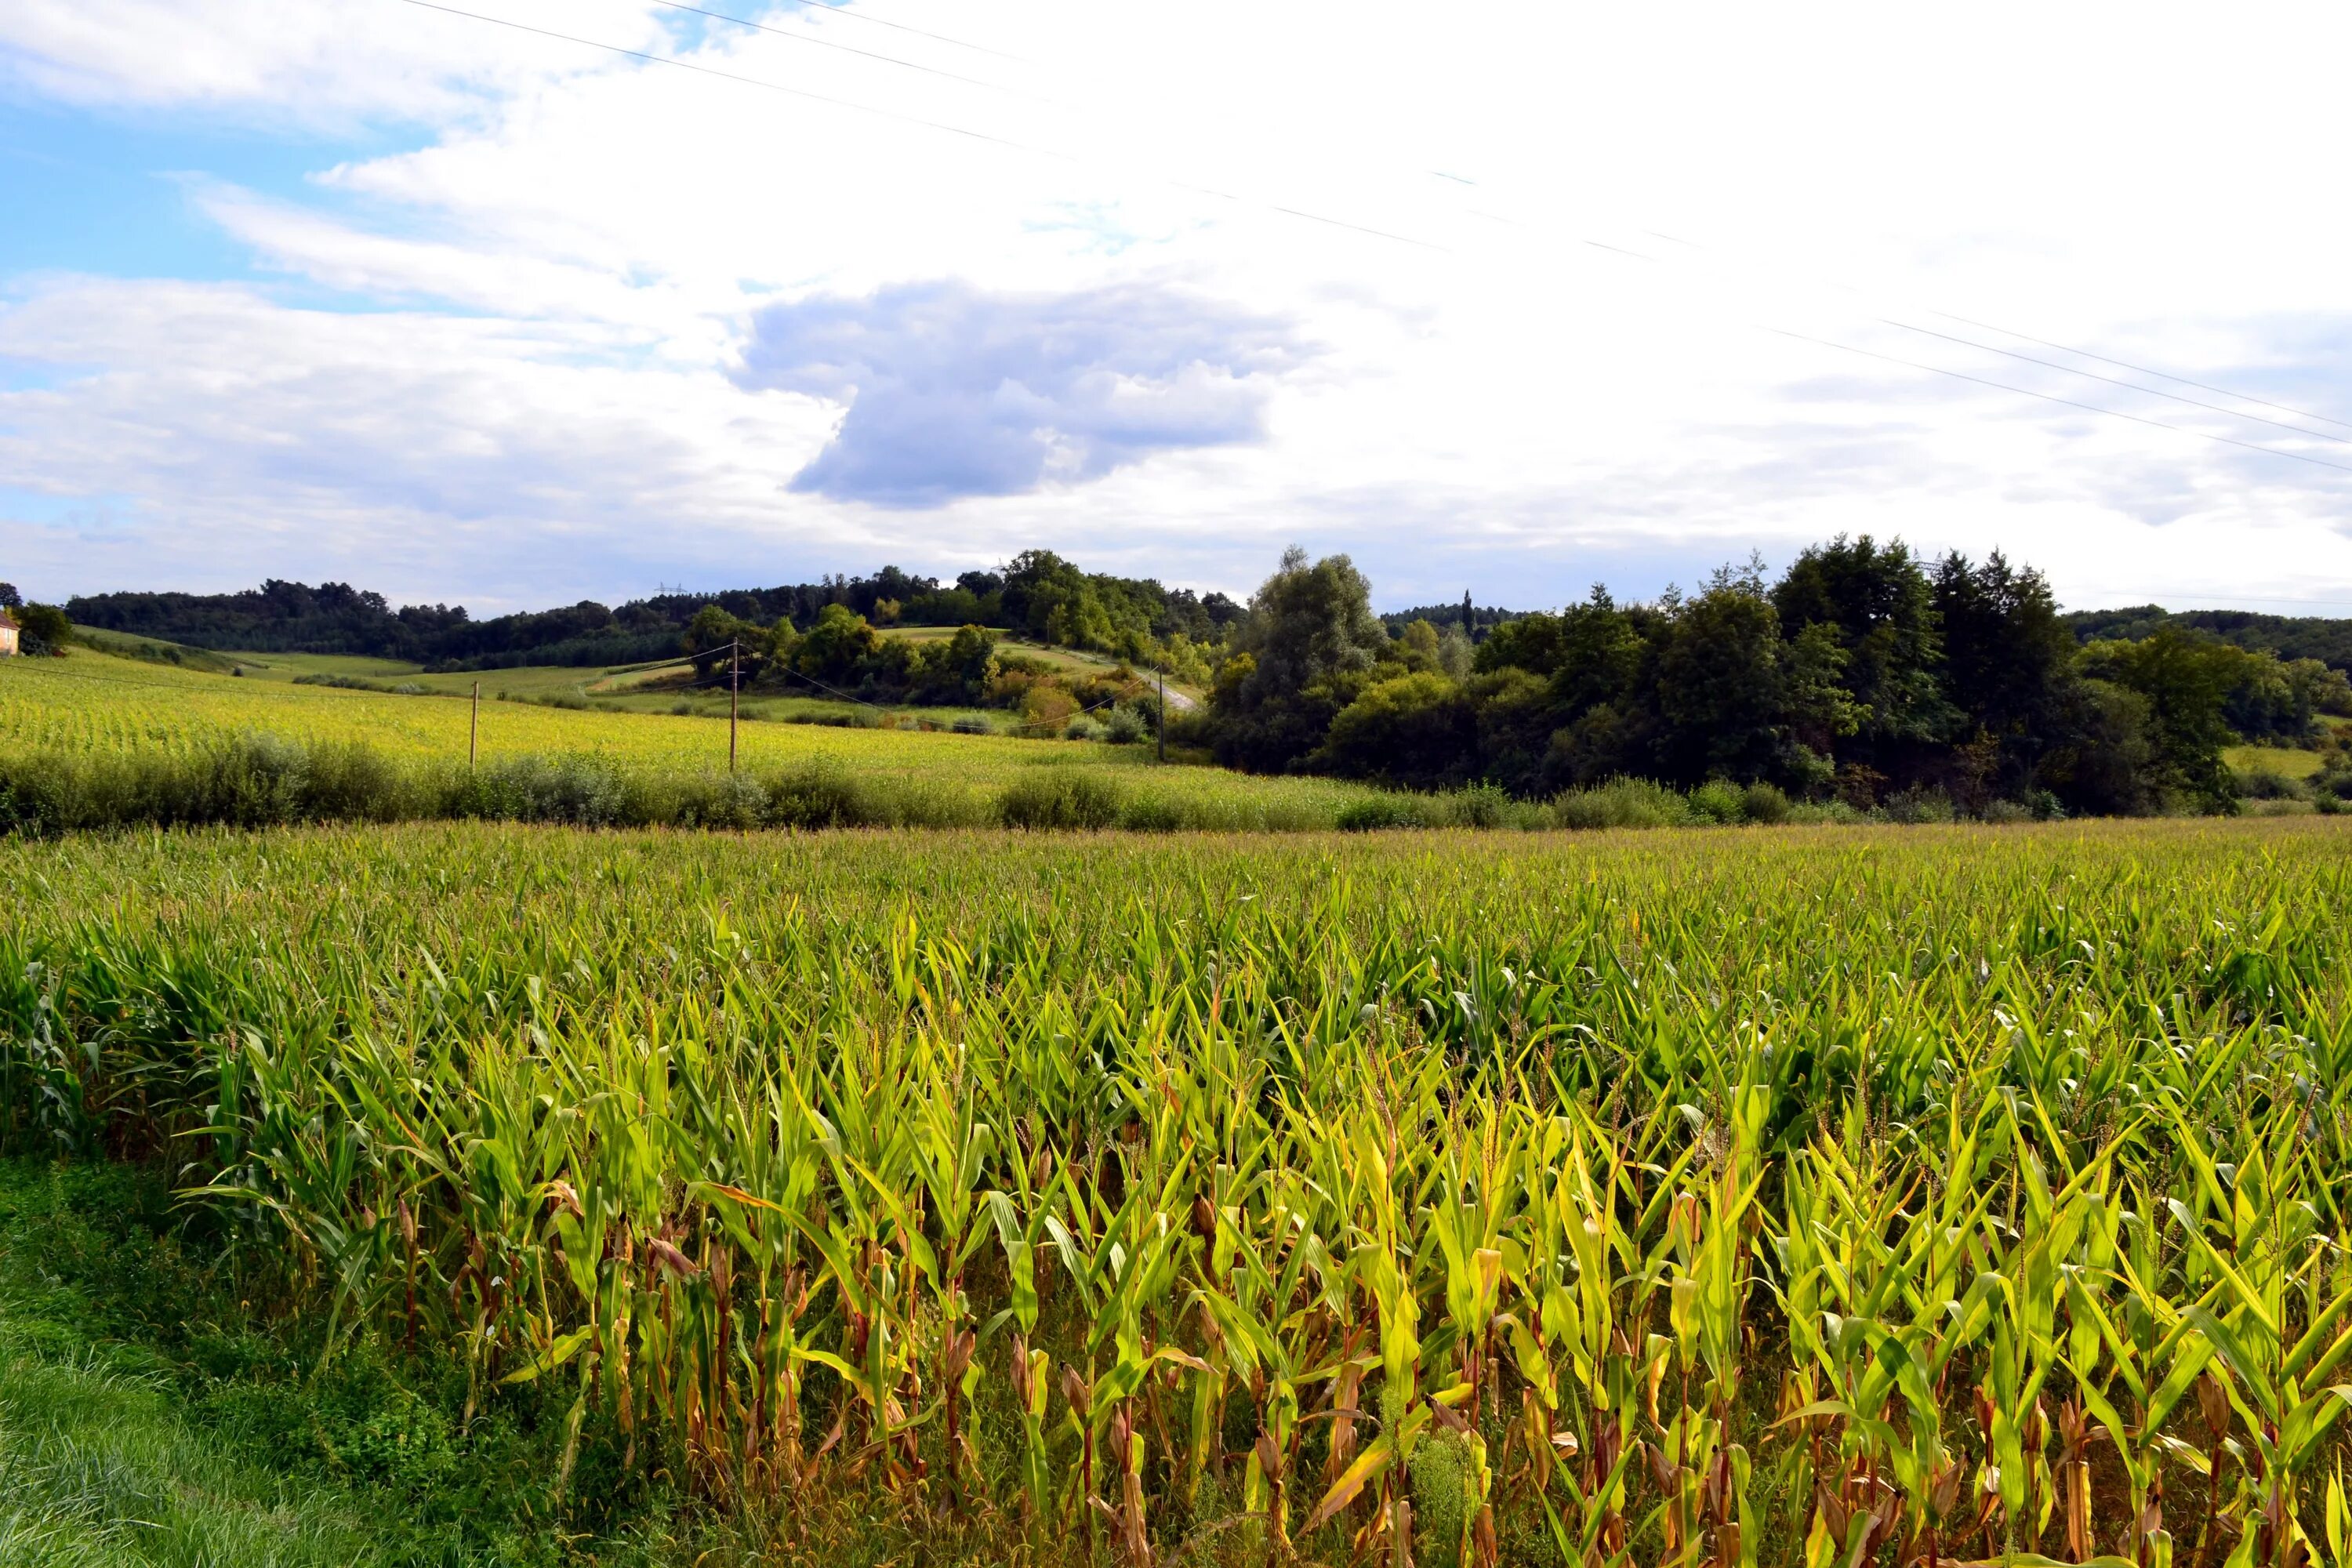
(1687, 779), (1745, 825)
(1335, 794), (1430, 831)
(1445, 782), (1512, 828)
(1065, 717), (1105, 742)
(449, 754), (634, 826)
(951, 714), (993, 735)
(1739, 782), (1791, 824)
(1881, 786), (1957, 825)
(1102, 706), (1149, 746)
(1552, 779), (1691, 830)
(2235, 764), (2308, 801)
(997, 770), (1123, 829)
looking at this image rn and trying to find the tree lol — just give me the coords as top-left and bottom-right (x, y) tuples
(792, 603), (885, 685)
(1656, 572), (1813, 785)
(1210, 548), (1392, 772)
(684, 604), (767, 682)
(2078, 627), (2245, 811)
(13, 602), (73, 655)
(1314, 673), (1474, 788)
(1932, 551), (2077, 795)
(1772, 535), (1955, 763)
(0, 583), (20, 610)
(1548, 589), (1648, 722)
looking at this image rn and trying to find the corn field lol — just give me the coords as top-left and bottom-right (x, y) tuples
(0, 648), (1389, 827)
(3, 818), (2350, 1567)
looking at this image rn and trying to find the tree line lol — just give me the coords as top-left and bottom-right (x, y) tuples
(1196, 539), (2352, 815)
(62, 553), (1243, 678)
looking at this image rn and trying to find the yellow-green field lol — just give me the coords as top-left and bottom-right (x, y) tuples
(0, 645), (1372, 821)
(2227, 742), (2326, 779)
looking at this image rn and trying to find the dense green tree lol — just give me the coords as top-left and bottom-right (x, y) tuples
(791, 603), (886, 685)
(1313, 672), (1475, 787)
(1210, 548), (1391, 772)
(2078, 626), (2246, 810)
(1772, 535), (1955, 759)
(1931, 551), (2078, 793)
(1550, 590), (1650, 722)
(13, 602), (74, 655)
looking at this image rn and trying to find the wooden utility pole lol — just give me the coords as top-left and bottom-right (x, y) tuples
(1157, 665), (1166, 764)
(729, 641), (740, 773)
(470, 681), (479, 768)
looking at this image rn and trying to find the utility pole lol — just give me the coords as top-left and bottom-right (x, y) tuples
(1157, 664), (1166, 764)
(729, 641), (740, 773)
(470, 681), (479, 768)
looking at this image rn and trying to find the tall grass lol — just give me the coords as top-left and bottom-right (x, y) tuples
(0, 734), (1981, 837)
(2, 819), (2348, 1563)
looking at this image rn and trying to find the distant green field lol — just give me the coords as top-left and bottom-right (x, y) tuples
(0, 644), (1396, 828)
(2227, 743), (2325, 779)
(880, 625), (1206, 702)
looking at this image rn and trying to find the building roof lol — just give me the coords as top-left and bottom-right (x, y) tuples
(0, 609), (17, 630)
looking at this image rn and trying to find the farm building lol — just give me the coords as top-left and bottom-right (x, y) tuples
(0, 610), (16, 656)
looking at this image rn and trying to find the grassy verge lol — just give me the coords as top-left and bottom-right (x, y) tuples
(0, 1160), (692, 1567)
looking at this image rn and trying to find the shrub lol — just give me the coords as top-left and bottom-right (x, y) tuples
(1445, 781), (1512, 828)
(1550, 779), (1691, 830)
(1334, 795), (1428, 831)
(1065, 717), (1105, 742)
(1739, 782), (1791, 824)
(997, 770), (1123, 829)
(1102, 706), (1149, 746)
(1881, 786), (1957, 825)
(1688, 779), (1745, 825)
(760, 764), (880, 829)
(2236, 764), (2308, 801)
(451, 754), (633, 826)
(951, 714), (992, 735)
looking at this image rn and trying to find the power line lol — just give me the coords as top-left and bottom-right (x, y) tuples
(644, 0), (1029, 95)
(1882, 318), (2352, 449)
(394, 0), (1051, 154)
(758, 0), (1028, 63)
(392, 0), (2343, 480)
(389, 0), (1445, 252)
(1631, 229), (2352, 439)
(1769, 326), (2352, 477)
(1932, 309), (2352, 435)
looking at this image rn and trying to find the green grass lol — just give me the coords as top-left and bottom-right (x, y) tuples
(2227, 742), (2325, 778)
(0, 1160), (695, 1567)
(0, 646), (1386, 828)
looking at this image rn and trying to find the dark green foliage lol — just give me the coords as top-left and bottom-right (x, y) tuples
(1209, 548), (1392, 773)
(1313, 670), (1475, 788)
(0, 736), (1006, 836)
(2063, 602), (2352, 673)
(13, 601), (73, 655)
(1772, 535), (1956, 757)
(996, 769), (1123, 829)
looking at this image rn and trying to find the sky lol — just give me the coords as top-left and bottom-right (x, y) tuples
(5, 2), (2352, 617)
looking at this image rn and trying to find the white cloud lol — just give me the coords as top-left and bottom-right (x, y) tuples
(6, 0), (2352, 613)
